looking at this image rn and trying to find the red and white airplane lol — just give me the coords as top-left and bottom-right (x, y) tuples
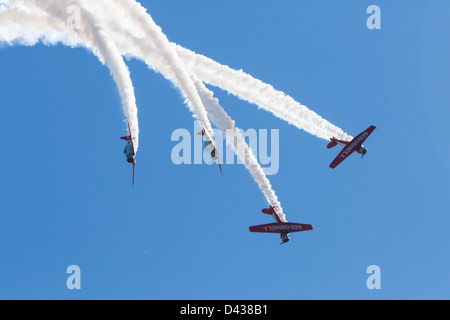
(249, 206), (313, 244)
(120, 120), (136, 185)
(327, 125), (376, 169)
(197, 123), (223, 175)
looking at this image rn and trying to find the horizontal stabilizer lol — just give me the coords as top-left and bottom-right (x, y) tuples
(327, 139), (338, 149)
(262, 207), (275, 215)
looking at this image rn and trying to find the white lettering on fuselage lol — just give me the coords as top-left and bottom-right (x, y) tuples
(339, 132), (369, 158)
(262, 224), (302, 232)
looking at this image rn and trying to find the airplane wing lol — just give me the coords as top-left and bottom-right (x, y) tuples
(353, 125), (376, 147)
(329, 126), (376, 169)
(218, 161), (223, 175)
(329, 147), (355, 169)
(132, 161), (135, 186)
(249, 222), (313, 233)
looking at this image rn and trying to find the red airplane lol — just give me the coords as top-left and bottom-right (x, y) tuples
(249, 206), (313, 244)
(197, 123), (223, 175)
(120, 120), (136, 185)
(327, 125), (376, 169)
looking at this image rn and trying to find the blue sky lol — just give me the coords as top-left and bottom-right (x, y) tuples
(0, 0), (449, 299)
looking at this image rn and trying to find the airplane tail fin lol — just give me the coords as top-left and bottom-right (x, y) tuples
(327, 138), (338, 149)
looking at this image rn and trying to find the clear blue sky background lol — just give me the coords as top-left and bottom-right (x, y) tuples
(0, 0), (449, 299)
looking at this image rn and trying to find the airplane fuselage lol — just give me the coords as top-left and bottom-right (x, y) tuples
(124, 141), (135, 163)
(250, 206), (313, 244)
(329, 137), (367, 158)
(120, 120), (137, 185)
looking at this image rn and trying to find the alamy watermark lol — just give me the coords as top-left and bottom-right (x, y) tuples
(66, 5), (81, 31)
(367, 5), (381, 30)
(366, 265), (381, 290)
(171, 122), (280, 175)
(66, 265), (81, 290)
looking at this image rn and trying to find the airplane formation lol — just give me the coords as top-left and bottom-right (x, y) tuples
(121, 119), (376, 245)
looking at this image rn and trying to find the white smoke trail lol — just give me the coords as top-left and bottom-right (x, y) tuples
(70, 0), (351, 142)
(0, 0), (349, 220)
(111, 0), (215, 139)
(193, 77), (286, 221)
(0, 4), (81, 47)
(7, 0), (140, 150)
(174, 45), (352, 142)
(92, 0), (286, 219)
(0, 1), (286, 218)
(0, 2), (302, 220)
